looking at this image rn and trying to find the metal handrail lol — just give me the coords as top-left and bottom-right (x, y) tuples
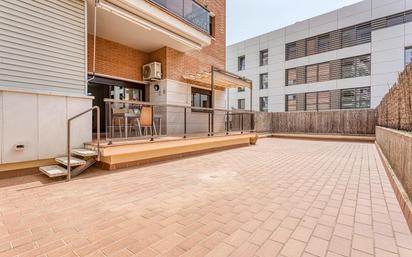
(103, 98), (255, 113)
(67, 106), (100, 181)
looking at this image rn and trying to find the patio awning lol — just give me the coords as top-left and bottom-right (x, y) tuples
(183, 67), (252, 90)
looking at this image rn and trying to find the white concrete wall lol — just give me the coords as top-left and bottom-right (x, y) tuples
(0, 91), (92, 164)
(149, 79), (226, 136)
(227, 0), (412, 112)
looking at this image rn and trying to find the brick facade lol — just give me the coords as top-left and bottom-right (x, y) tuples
(87, 0), (226, 83)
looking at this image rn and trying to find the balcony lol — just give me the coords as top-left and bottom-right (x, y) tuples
(88, 0), (212, 52)
(149, 0), (210, 34)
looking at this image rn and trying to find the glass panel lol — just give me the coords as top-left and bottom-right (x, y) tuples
(238, 56), (245, 71)
(356, 55), (371, 77)
(238, 99), (245, 109)
(318, 63), (330, 81)
(341, 87), (370, 109)
(342, 27), (356, 47)
(287, 69), (297, 86)
(387, 14), (404, 27)
(306, 93), (317, 111)
(260, 50), (269, 66)
(306, 38), (317, 55)
(405, 47), (412, 66)
(318, 34), (330, 52)
(306, 65), (318, 83)
(341, 58), (356, 78)
(238, 87), (245, 92)
(259, 97), (268, 112)
(287, 43), (297, 60)
(260, 73), (268, 89)
(286, 94), (297, 111)
(150, 0), (210, 33)
(317, 91), (331, 110)
(356, 24), (371, 44)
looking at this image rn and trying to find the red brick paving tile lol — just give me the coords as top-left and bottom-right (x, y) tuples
(255, 239), (283, 257)
(305, 236), (329, 257)
(352, 234), (374, 255)
(280, 238), (306, 257)
(228, 241), (258, 257)
(0, 139), (411, 257)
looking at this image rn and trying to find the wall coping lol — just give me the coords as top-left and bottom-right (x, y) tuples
(376, 126), (412, 138)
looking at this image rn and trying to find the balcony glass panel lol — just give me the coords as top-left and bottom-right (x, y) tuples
(150, 0), (210, 33)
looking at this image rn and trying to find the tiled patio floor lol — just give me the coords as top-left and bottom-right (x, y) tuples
(0, 138), (411, 257)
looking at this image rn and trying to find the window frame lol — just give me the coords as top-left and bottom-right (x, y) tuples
(259, 96), (269, 112)
(340, 87), (371, 109)
(238, 55), (246, 71)
(317, 34), (331, 53)
(237, 99), (246, 110)
(286, 68), (297, 86)
(259, 73), (269, 89)
(405, 47), (412, 66)
(191, 87), (212, 111)
(286, 43), (297, 60)
(260, 49), (269, 66)
(286, 94), (297, 112)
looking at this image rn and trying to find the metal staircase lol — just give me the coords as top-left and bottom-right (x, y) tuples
(39, 106), (101, 181)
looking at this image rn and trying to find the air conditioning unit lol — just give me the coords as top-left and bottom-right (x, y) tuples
(143, 62), (162, 81)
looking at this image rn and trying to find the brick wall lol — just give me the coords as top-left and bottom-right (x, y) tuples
(87, 34), (150, 81)
(88, 0), (226, 84)
(377, 64), (412, 131)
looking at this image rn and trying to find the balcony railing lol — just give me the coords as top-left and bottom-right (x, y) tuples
(149, 0), (210, 34)
(104, 99), (255, 142)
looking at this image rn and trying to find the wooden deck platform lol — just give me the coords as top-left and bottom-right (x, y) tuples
(86, 134), (258, 170)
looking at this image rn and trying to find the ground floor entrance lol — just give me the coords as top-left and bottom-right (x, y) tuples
(87, 75), (146, 132)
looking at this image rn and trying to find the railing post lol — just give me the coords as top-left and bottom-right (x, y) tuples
(211, 110), (214, 136)
(226, 111), (229, 135)
(96, 106), (100, 161)
(67, 120), (71, 181)
(151, 105), (154, 141)
(184, 107), (187, 139)
(208, 112), (211, 136)
(241, 113), (244, 134)
(108, 101), (112, 144)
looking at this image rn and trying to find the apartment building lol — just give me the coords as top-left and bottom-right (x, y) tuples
(227, 0), (412, 112)
(0, 0), (229, 171)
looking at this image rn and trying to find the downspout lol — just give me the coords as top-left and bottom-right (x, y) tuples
(88, 0), (98, 83)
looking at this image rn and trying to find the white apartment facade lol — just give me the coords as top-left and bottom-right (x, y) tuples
(227, 0), (412, 112)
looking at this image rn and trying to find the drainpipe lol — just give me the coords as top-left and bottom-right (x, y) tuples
(88, 0), (98, 84)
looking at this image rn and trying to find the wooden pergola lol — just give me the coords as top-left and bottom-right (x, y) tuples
(183, 66), (253, 111)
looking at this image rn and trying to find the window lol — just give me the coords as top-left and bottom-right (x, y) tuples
(286, 94), (297, 112)
(405, 47), (412, 66)
(356, 23), (371, 44)
(260, 73), (269, 89)
(260, 49), (269, 66)
(238, 99), (245, 109)
(286, 69), (297, 86)
(306, 38), (317, 55)
(209, 15), (216, 37)
(342, 27), (357, 47)
(317, 91), (331, 110)
(306, 65), (318, 83)
(356, 55), (371, 77)
(387, 13), (404, 27)
(259, 97), (268, 112)
(341, 55), (370, 79)
(306, 93), (318, 111)
(406, 10), (412, 23)
(318, 34), (330, 52)
(286, 43), (297, 60)
(238, 87), (245, 92)
(238, 56), (245, 71)
(341, 87), (371, 109)
(191, 87), (211, 108)
(318, 63), (330, 82)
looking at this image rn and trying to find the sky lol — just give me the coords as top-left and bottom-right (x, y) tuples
(226, 0), (364, 45)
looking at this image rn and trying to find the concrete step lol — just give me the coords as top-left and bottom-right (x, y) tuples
(72, 148), (98, 157)
(39, 165), (67, 178)
(55, 156), (86, 167)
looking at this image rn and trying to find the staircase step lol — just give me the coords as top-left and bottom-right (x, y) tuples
(39, 165), (67, 178)
(55, 156), (86, 167)
(72, 148), (98, 157)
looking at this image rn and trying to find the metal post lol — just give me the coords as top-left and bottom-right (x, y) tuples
(250, 86), (253, 111)
(67, 121), (71, 181)
(211, 66), (215, 136)
(183, 107), (187, 139)
(96, 107), (100, 161)
(208, 112), (211, 136)
(226, 111), (229, 135)
(150, 105), (154, 141)
(241, 113), (244, 134)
